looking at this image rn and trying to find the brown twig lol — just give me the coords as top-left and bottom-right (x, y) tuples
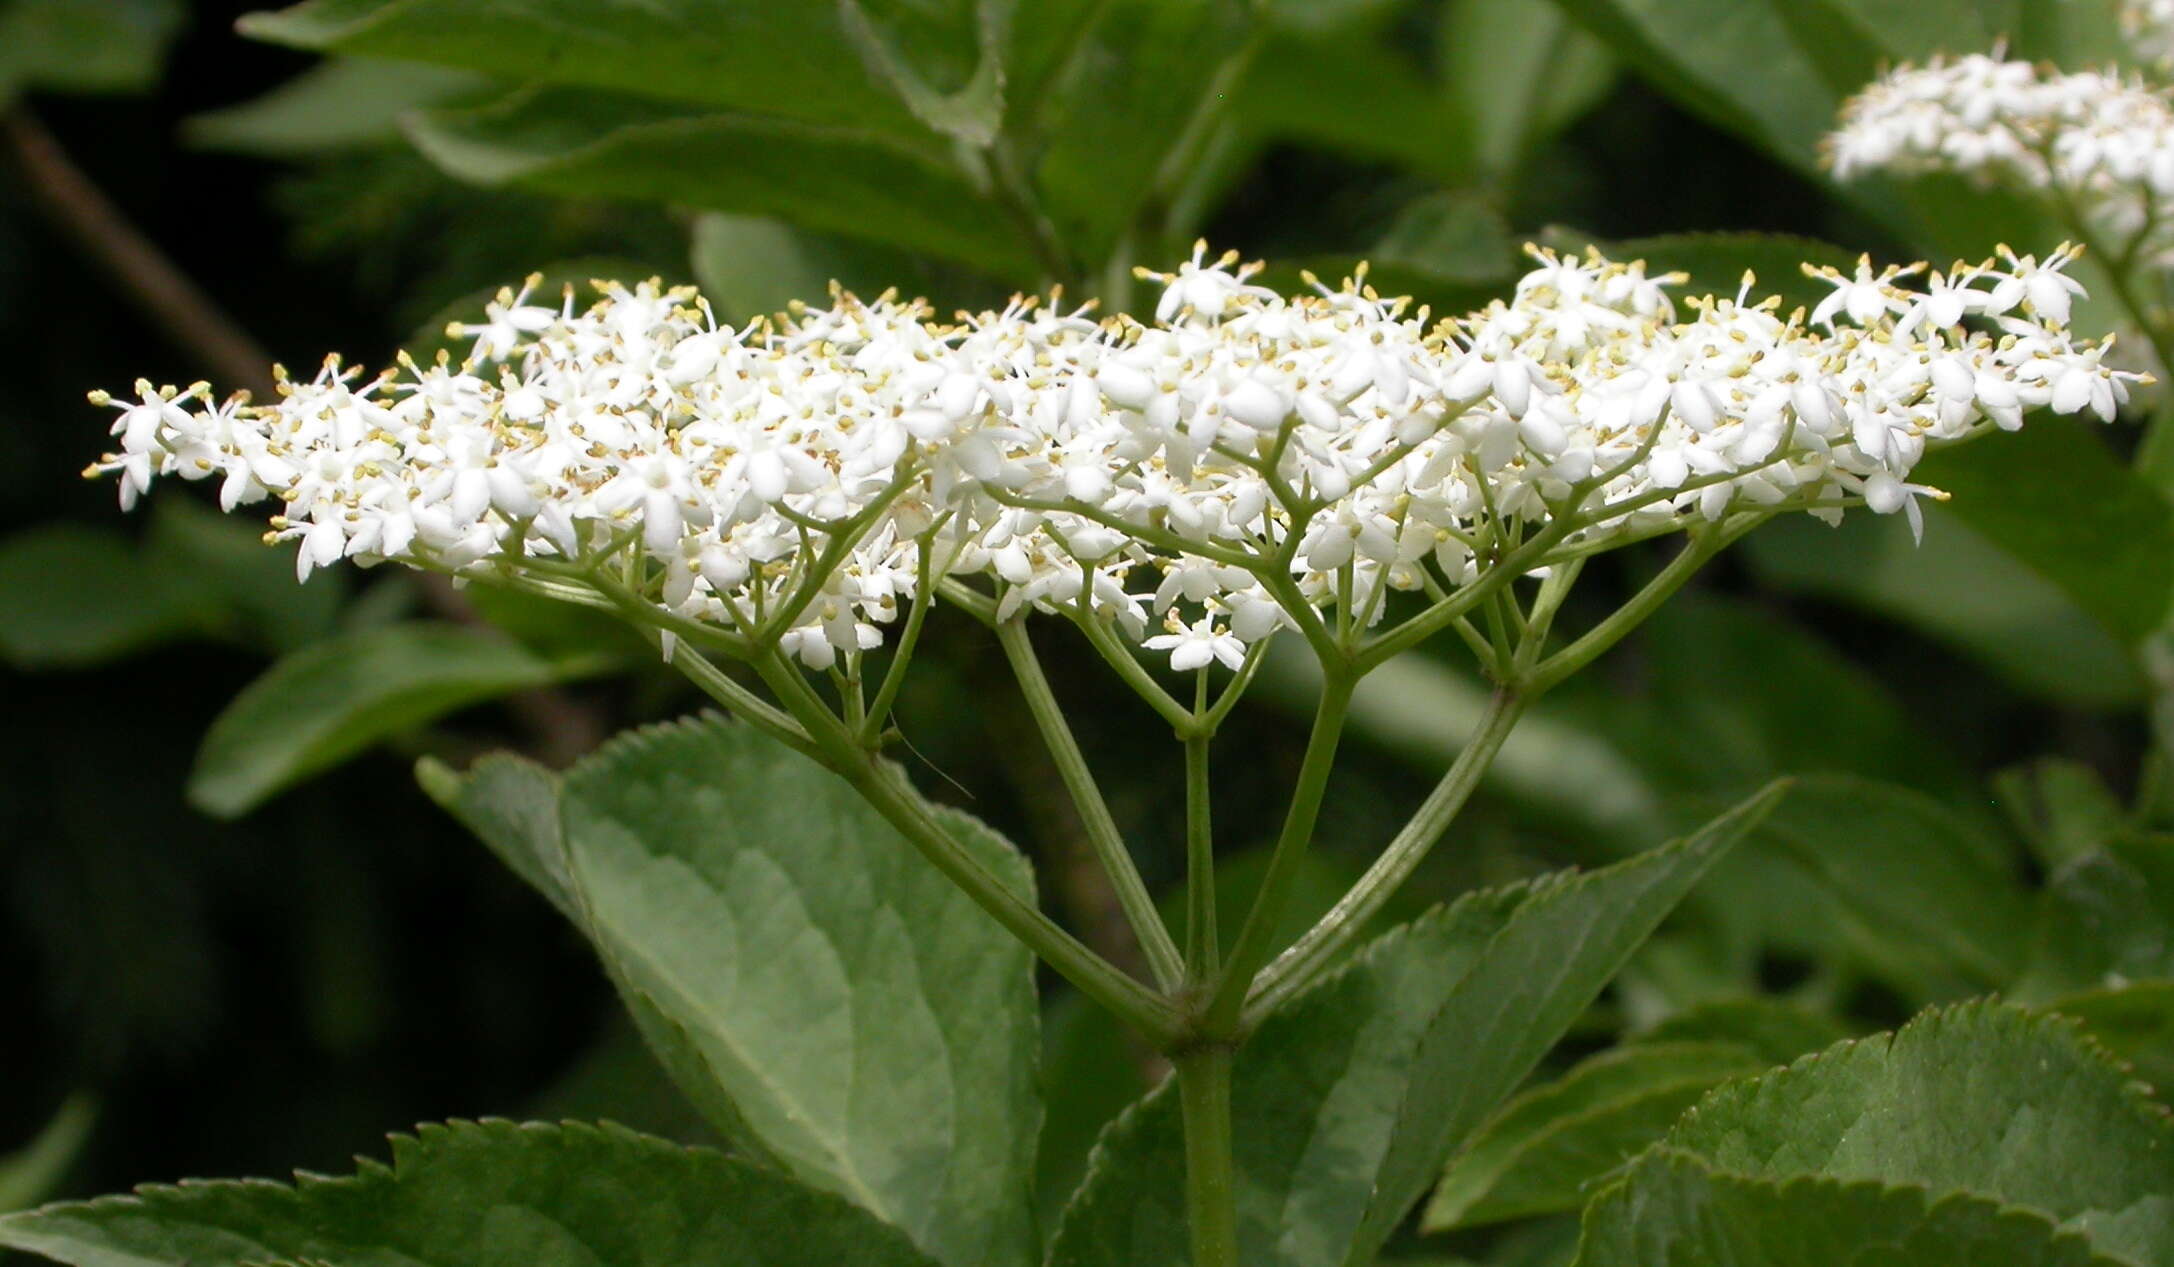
(10, 106), (610, 768)
(3, 108), (276, 397)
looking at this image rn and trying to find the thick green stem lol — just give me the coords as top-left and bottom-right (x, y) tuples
(1247, 687), (1528, 1022)
(1203, 669), (1354, 1031)
(1176, 1045), (1239, 1267)
(996, 619), (1186, 989)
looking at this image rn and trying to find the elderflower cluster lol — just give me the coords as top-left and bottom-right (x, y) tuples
(87, 244), (2132, 672)
(1827, 51), (2174, 266)
(2129, 0), (2174, 71)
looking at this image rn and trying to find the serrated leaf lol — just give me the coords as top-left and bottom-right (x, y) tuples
(189, 621), (585, 818)
(2043, 980), (2174, 1094)
(1751, 773), (2031, 991)
(427, 717), (1043, 1267)
(0, 1119), (941, 1267)
(1046, 780), (1784, 1267)
(404, 88), (1040, 281)
(1423, 1042), (1766, 1230)
(1744, 509), (2146, 709)
(239, 0), (932, 140)
(1661, 1001), (2174, 1265)
(1575, 1149), (2130, 1266)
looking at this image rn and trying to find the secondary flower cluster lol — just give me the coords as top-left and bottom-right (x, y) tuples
(2130, 0), (2174, 71)
(1827, 51), (2174, 265)
(88, 245), (2131, 671)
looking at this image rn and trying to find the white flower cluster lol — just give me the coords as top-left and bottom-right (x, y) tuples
(1827, 51), (2174, 265)
(2128, 0), (2174, 71)
(88, 245), (2132, 672)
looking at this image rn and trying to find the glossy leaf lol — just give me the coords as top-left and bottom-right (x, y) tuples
(1046, 781), (1784, 1267)
(188, 621), (583, 818)
(1662, 1001), (2174, 1266)
(1576, 1149), (2128, 1267)
(0, 1120), (941, 1267)
(404, 88), (1039, 281)
(1423, 1041), (1766, 1230)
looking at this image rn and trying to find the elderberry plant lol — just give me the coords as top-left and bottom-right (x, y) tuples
(18, 241), (2146, 1267)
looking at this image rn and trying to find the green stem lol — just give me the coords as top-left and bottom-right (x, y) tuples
(996, 619), (1186, 989)
(744, 648), (1182, 1045)
(1527, 518), (1750, 693)
(1176, 1045), (1239, 1267)
(1247, 687), (1527, 1022)
(1185, 669), (1217, 977)
(1203, 668), (1355, 1031)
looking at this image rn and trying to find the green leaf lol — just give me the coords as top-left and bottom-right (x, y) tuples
(404, 88), (1041, 281)
(837, 0), (1008, 147)
(0, 1097), (97, 1214)
(0, 1119), (942, 1267)
(0, 525), (197, 669)
(1034, 991), (1154, 1232)
(1744, 509), (2146, 708)
(0, 0), (183, 101)
(688, 213), (996, 326)
(1661, 1001), (2174, 1265)
(1030, 0), (1253, 264)
(189, 621), (582, 818)
(1544, 0), (1847, 173)
(240, 0), (932, 139)
(1576, 1149), (2130, 1267)
(1636, 997), (1854, 1065)
(1752, 774), (2032, 991)
(1995, 758), (2135, 872)
(2020, 834), (2174, 1002)
(1440, 0), (1617, 177)
(1616, 593), (1966, 799)
(1913, 415), (2174, 645)
(1235, 26), (1467, 185)
(143, 497), (346, 654)
(432, 717), (1043, 1267)
(1423, 1042), (1767, 1231)
(185, 57), (489, 155)
(1046, 780), (1785, 1267)
(1373, 193), (1520, 283)
(2042, 980), (2174, 1093)
(1804, 0), (2014, 61)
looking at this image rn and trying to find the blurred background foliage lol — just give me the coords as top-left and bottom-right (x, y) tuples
(2, 0), (2170, 1263)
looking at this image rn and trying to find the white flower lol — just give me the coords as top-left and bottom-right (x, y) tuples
(1143, 613), (1248, 672)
